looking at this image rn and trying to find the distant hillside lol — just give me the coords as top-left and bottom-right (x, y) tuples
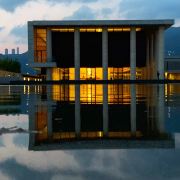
(165, 27), (180, 56)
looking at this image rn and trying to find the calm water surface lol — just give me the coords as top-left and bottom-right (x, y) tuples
(0, 84), (180, 180)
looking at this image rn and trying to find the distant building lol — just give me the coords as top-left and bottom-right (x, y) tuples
(5, 48), (8, 55)
(12, 49), (15, 55)
(17, 47), (19, 54)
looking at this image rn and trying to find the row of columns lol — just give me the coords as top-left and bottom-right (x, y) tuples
(29, 84), (165, 148)
(68, 84), (165, 137)
(46, 27), (165, 80)
(75, 84), (137, 137)
(74, 27), (138, 80)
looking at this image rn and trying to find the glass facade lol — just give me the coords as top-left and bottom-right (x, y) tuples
(51, 67), (147, 80)
(34, 28), (47, 62)
(32, 27), (153, 80)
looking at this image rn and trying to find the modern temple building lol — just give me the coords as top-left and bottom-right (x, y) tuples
(28, 20), (174, 80)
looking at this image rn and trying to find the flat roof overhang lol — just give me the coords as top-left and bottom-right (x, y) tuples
(28, 19), (174, 28)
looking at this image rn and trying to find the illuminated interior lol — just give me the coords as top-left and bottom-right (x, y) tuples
(34, 83), (163, 143)
(51, 131), (142, 140)
(34, 28), (47, 63)
(52, 84), (150, 104)
(166, 73), (180, 80)
(33, 26), (148, 80)
(51, 27), (141, 32)
(35, 105), (48, 141)
(52, 67), (147, 80)
(80, 84), (103, 104)
(52, 84), (75, 102)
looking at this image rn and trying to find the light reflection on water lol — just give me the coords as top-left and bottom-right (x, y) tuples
(0, 84), (180, 179)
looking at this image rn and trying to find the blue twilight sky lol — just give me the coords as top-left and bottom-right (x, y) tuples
(0, 0), (179, 54)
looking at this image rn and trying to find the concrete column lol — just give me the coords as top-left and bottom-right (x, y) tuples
(28, 22), (34, 63)
(157, 84), (165, 133)
(130, 27), (136, 80)
(102, 28), (108, 80)
(46, 68), (52, 81)
(28, 95), (36, 150)
(75, 84), (81, 137)
(157, 27), (165, 79)
(47, 85), (52, 100)
(130, 84), (136, 135)
(47, 105), (53, 138)
(103, 84), (108, 137)
(74, 28), (80, 80)
(47, 28), (52, 62)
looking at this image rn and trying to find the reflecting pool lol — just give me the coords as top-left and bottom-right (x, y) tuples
(0, 84), (180, 179)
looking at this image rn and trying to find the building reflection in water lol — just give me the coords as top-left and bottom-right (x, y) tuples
(29, 84), (174, 150)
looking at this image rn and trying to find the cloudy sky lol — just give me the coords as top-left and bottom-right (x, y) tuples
(0, 0), (179, 54)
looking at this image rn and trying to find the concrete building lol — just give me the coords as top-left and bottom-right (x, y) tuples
(12, 49), (15, 55)
(165, 56), (180, 79)
(28, 20), (174, 80)
(5, 48), (8, 55)
(17, 47), (19, 54)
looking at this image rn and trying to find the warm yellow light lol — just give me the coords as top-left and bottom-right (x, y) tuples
(51, 28), (74, 32)
(108, 28), (131, 32)
(165, 72), (168, 79)
(96, 28), (102, 32)
(87, 68), (91, 76)
(80, 28), (102, 32)
(123, 28), (130, 31)
(80, 28), (86, 32)
(114, 28), (123, 31)
(98, 131), (103, 137)
(108, 28), (114, 32)
(87, 28), (95, 32)
(136, 28), (142, 31)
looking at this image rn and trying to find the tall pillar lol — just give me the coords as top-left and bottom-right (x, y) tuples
(157, 27), (165, 80)
(28, 94), (36, 149)
(47, 28), (52, 62)
(130, 27), (136, 80)
(75, 84), (81, 137)
(46, 29), (52, 81)
(28, 22), (34, 63)
(47, 105), (53, 138)
(157, 84), (165, 133)
(74, 28), (80, 80)
(102, 28), (108, 80)
(103, 84), (108, 137)
(130, 84), (136, 135)
(46, 68), (52, 81)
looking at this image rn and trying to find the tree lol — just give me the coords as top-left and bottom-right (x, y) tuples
(0, 58), (21, 73)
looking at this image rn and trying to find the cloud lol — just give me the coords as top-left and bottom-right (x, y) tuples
(0, 0), (179, 53)
(64, 6), (96, 20)
(0, 0), (27, 11)
(0, 131), (180, 179)
(119, 0), (180, 19)
(0, 0), (98, 12)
